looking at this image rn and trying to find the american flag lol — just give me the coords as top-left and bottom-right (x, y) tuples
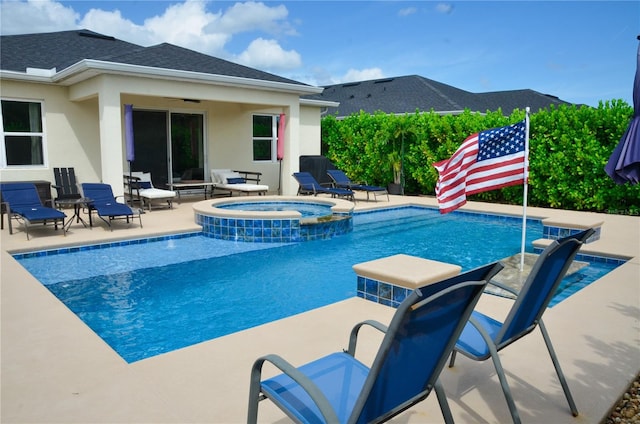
(433, 120), (527, 214)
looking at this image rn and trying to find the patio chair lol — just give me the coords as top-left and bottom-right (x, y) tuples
(52, 167), (82, 203)
(293, 172), (354, 201)
(327, 169), (389, 202)
(0, 182), (66, 240)
(124, 172), (176, 211)
(81, 183), (142, 230)
(248, 262), (504, 424)
(448, 228), (595, 424)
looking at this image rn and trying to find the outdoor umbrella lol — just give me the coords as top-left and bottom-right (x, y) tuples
(605, 36), (640, 185)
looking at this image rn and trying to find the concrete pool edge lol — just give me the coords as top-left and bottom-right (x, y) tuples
(1, 196), (638, 423)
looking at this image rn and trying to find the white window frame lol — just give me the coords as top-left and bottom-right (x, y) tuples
(0, 98), (48, 168)
(252, 114), (278, 163)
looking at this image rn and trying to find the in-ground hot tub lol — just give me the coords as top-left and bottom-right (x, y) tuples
(193, 196), (354, 242)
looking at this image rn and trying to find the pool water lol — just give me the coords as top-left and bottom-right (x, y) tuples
(217, 201), (333, 218)
(16, 206), (620, 362)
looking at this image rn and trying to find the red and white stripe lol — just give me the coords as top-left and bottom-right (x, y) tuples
(434, 133), (526, 214)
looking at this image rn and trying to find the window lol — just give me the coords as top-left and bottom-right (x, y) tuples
(1, 99), (46, 167)
(252, 114), (278, 162)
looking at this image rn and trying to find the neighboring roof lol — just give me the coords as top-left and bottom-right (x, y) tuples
(0, 29), (311, 88)
(304, 75), (574, 117)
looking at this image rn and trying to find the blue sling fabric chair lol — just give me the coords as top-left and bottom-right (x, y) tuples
(248, 262), (504, 424)
(0, 183), (66, 240)
(293, 172), (355, 201)
(448, 228), (595, 424)
(81, 183), (142, 231)
(327, 169), (389, 202)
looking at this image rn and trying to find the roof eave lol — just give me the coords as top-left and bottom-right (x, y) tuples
(300, 98), (340, 108)
(3, 59), (324, 95)
(0, 70), (57, 84)
(57, 60), (323, 94)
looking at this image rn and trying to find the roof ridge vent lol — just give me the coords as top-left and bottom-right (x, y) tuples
(342, 82), (360, 87)
(374, 78), (394, 84)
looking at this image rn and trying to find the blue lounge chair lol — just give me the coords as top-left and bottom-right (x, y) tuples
(327, 169), (389, 202)
(293, 172), (354, 201)
(248, 262), (504, 424)
(448, 228), (595, 424)
(0, 183), (66, 240)
(81, 183), (142, 230)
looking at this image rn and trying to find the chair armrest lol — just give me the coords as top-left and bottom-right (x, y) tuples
(487, 279), (520, 297)
(233, 170), (262, 184)
(249, 354), (339, 423)
(346, 319), (388, 357)
(124, 175), (143, 195)
(43, 198), (55, 208)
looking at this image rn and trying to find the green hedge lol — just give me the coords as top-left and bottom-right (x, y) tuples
(321, 101), (639, 214)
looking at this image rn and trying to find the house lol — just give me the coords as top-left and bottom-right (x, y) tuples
(304, 74), (574, 118)
(0, 29), (337, 196)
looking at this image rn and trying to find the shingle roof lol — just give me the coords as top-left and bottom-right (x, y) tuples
(0, 29), (308, 86)
(304, 75), (574, 117)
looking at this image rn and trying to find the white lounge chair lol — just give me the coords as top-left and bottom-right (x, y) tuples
(210, 169), (269, 196)
(124, 172), (176, 211)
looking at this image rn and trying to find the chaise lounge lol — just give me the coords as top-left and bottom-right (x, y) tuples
(124, 172), (176, 211)
(0, 182), (66, 239)
(327, 169), (389, 201)
(210, 169), (269, 196)
(81, 183), (142, 230)
(293, 171), (354, 201)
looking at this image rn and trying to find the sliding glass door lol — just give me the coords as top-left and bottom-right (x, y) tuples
(171, 113), (204, 182)
(131, 110), (205, 187)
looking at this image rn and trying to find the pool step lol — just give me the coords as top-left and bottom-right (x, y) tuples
(486, 253), (589, 299)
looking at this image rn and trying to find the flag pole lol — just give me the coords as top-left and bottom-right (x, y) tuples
(520, 107), (531, 272)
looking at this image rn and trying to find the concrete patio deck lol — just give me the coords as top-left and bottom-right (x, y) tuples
(1, 194), (638, 423)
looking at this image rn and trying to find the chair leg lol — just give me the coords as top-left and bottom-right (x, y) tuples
(452, 319), (522, 424)
(486, 341), (522, 424)
(247, 359), (265, 424)
(539, 320), (579, 417)
(434, 379), (454, 424)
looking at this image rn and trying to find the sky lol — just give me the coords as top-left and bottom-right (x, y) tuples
(1, 0), (638, 107)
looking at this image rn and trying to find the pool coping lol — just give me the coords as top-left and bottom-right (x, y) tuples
(1, 195), (639, 423)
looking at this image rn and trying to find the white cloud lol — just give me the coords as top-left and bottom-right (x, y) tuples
(0, 0), (78, 34)
(236, 38), (301, 70)
(291, 67), (386, 86)
(341, 68), (385, 83)
(1, 0), (298, 68)
(398, 7), (417, 17)
(435, 3), (454, 14)
(142, 0), (230, 54)
(213, 1), (294, 36)
(79, 8), (156, 46)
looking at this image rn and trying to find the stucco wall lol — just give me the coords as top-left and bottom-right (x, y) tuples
(2, 76), (323, 198)
(0, 80), (102, 197)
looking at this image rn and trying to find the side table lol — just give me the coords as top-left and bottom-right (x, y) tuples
(56, 197), (93, 230)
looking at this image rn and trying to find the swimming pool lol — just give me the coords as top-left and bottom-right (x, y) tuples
(15, 206), (621, 362)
